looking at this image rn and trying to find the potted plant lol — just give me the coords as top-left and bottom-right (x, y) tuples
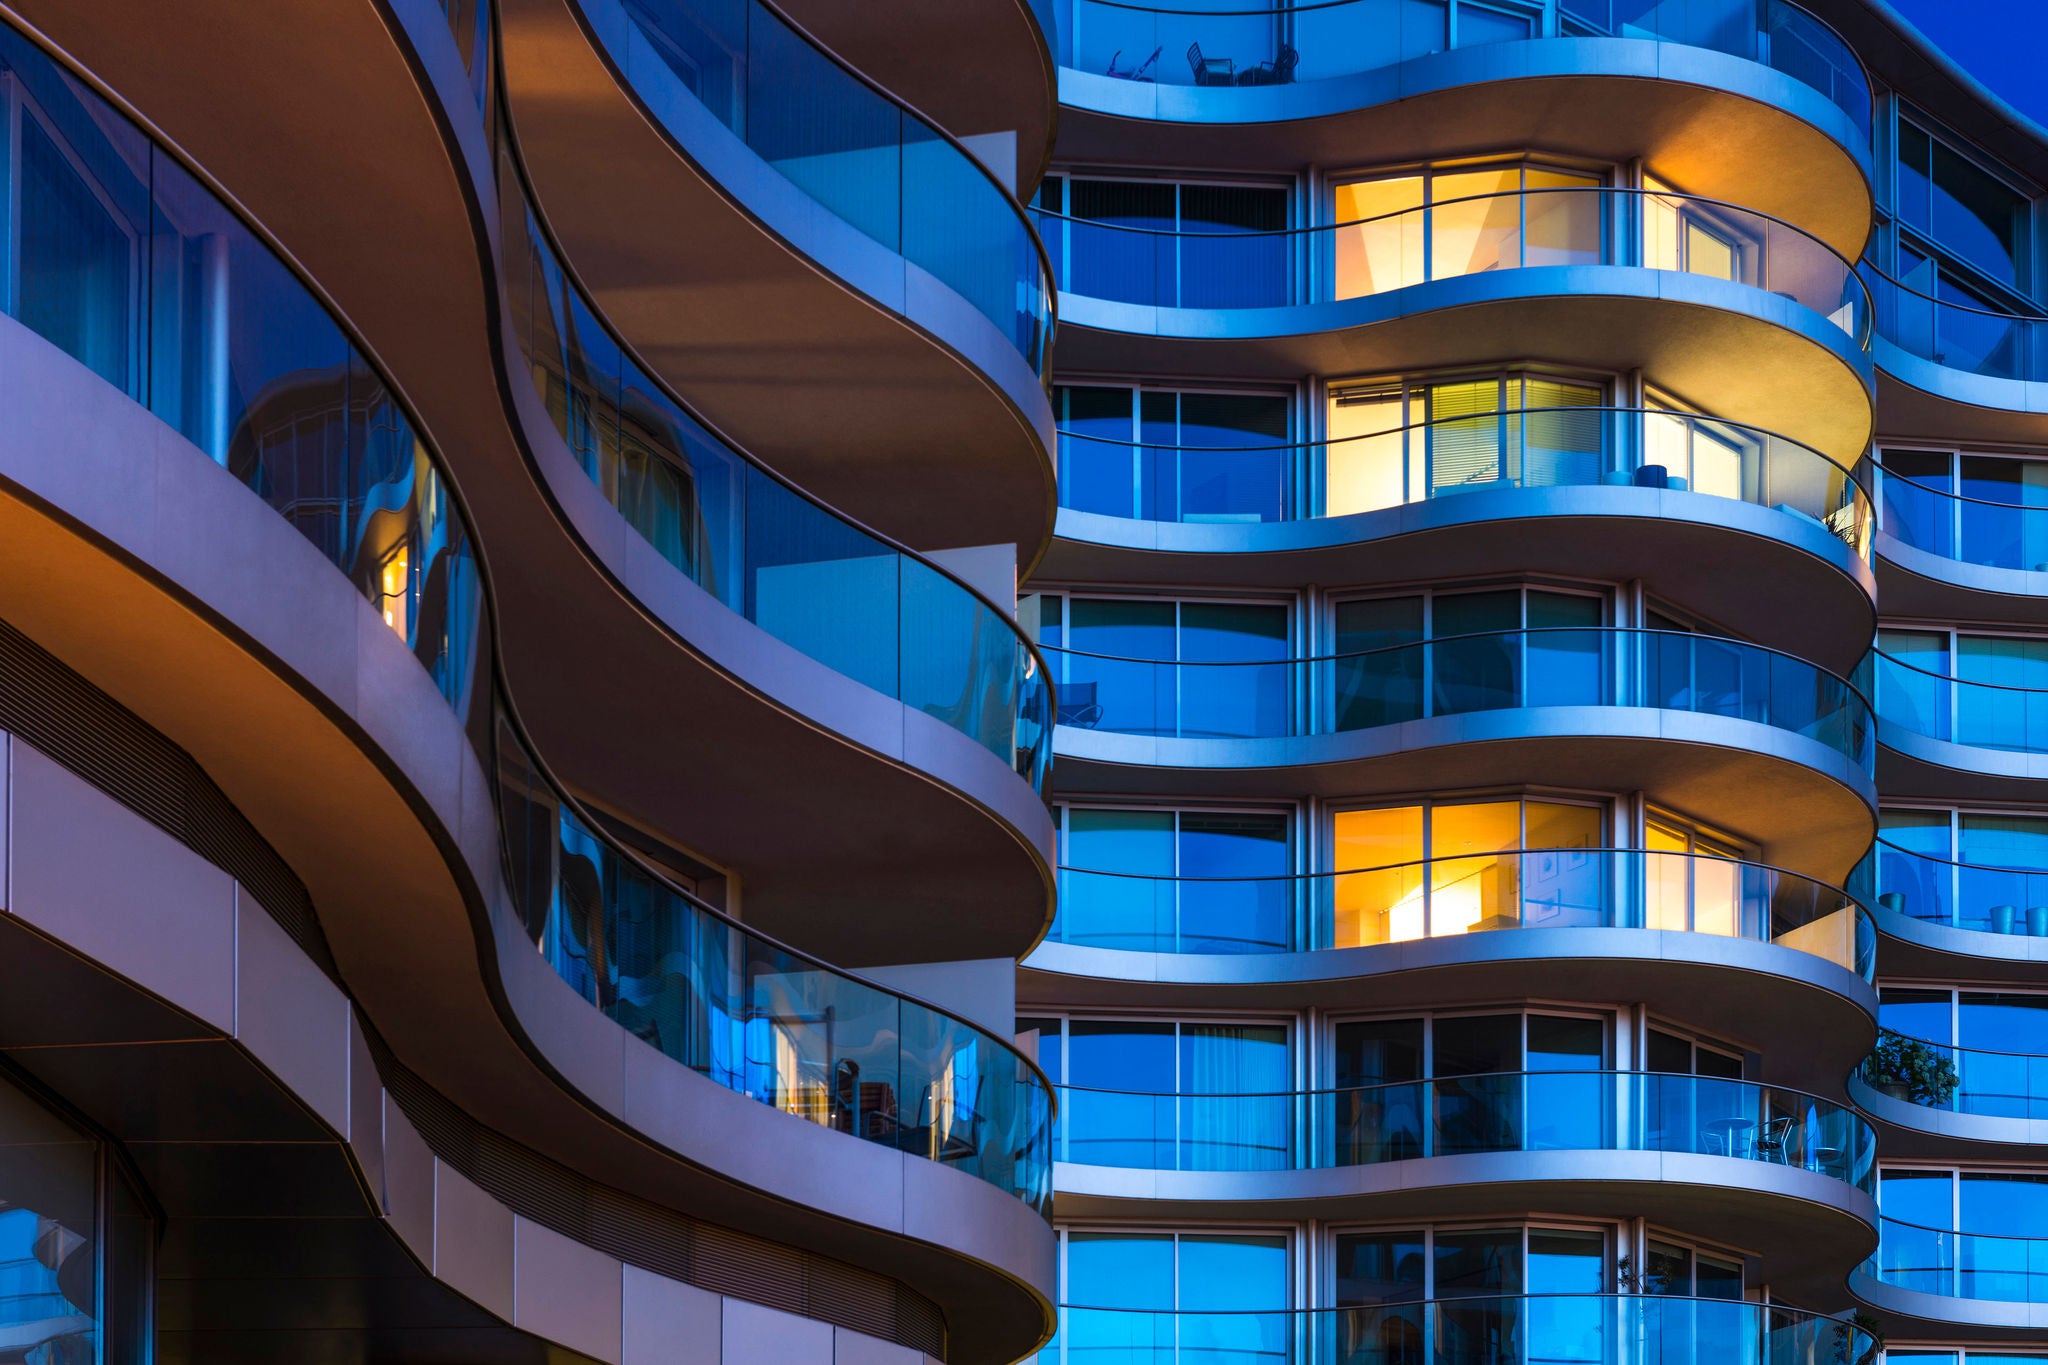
(1833, 1309), (1884, 1365)
(1863, 1032), (1960, 1106)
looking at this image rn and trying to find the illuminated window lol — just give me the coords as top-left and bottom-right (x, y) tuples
(377, 542), (410, 640)
(1330, 797), (1604, 947)
(1324, 370), (1605, 515)
(1330, 162), (1602, 301)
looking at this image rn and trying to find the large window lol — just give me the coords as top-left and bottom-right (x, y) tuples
(1878, 1167), (2048, 1300)
(1879, 447), (2048, 571)
(1896, 118), (2032, 292)
(1037, 174), (1292, 308)
(1330, 162), (1603, 299)
(1055, 383), (1292, 523)
(1330, 1010), (1609, 1159)
(1334, 1224), (1611, 1365)
(1327, 796), (1606, 946)
(1324, 371), (1606, 514)
(1056, 805), (1293, 953)
(1878, 986), (2048, 1118)
(1878, 805), (2048, 935)
(1028, 592), (1292, 738)
(1044, 1227), (1292, 1364)
(1876, 626), (2048, 750)
(1642, 814), (1744, 936)
(1022, 1016), (1292, 1170)
(1328, 585), (1607, 731)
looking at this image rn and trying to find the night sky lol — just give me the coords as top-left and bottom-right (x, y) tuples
(1886, 0), (2048, 128)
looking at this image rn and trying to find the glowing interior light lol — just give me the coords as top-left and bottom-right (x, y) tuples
(381, 546), (410, 638)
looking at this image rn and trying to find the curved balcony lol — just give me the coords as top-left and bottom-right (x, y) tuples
(1041, 405), (1874, 668)
(1042, 627), (1875, 872)
(1871, 459), (2048, 625)
(1863, 840), (2048, 980)
(499, 0), (1060, 557)
(1852, 1030), (2048, 1154)
(1039, 188), (1874, 465)
(1854, 1219), (2048, 1333)
(1040, 1298), (1878, 1365)
(1863, 262), (2048, 446)
(500, 131), (1051, 792)
(1025, 850), (1874, 1087)
(497, 705), (1055, 1219)
(0, 23), (1055, 1357)
(484, 98), (1059, 966)
(1051, 1), (1872, 257)
(1870, 651), (2048, 801)
(1048, 1074), (1875, 1269)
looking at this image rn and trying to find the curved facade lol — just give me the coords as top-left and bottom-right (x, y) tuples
(1014, 0), (2048, 1358)
(0, 3), (1071, 1362)
(10, 0), (2048, 1361)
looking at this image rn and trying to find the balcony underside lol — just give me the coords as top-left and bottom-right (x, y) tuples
(1042, 493), (1875, 677)
(1849, 1271), (2048, 1341)
(1057, 41), (1871, 259)
(1023, 929), (1875, 1096)
(1875, 346), (2048, 448)
(1053, 280), (1874, 478)
(1879, 727), (2048, 805)
(1054, 714), (1875, 881)
(499, 0), (1059, 563)
(0, 912), (592, 1365)
(1870, 904), (2048, 988)
(1849, 1078), (2048, 1161)
(1055, 1150), (1874, 1306)
(1876, 533), (2048, 630)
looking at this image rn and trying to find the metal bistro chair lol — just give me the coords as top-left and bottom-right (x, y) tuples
(1756, 1115), (1795, 1163)
(1106, 45), (1162, 80)
(1187, 42), (1235, 85)
(1056, 680), (1104, 728)
(1238, 44), (1298, 85)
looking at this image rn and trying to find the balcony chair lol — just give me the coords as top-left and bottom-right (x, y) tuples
(1187, 42), (1235, 86)
(1056, 680), (1105, 728)
(1237, 44), (1298, 85)
(1756, 1115), (1795, 1162)
(1106, 45), (1161, 81)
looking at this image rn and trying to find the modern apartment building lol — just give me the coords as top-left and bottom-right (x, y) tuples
(0, 0), (2037, 1362)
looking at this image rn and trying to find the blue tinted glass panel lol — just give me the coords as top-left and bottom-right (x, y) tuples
(1067, 1232), (1174, 1310)
(1178, 811), (1291, 952)
(1180, 601), (1289, 739)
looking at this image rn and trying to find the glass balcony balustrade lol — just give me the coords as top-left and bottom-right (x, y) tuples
(0, 22), (1055, 1215)
(1034, 187), (1869, 345)
(497, 125), (1052, 792)
(1868, 1219), (2048, 1303)
(434, 0), (491, 109)
(1873, 457), (2048, 576)
(1057, 0), (1870, 134)
(1048, 1071), (1875, 1190)
(1038, 627), (1874, 772)
(1863, 261), (2048, 384)
(1861, 1029), (2048, 1122)
(1867, 840), (2048, 941)
(1054, 405), (1871, 548)
(1872, 651), (2048, 755)
(1051, 848), (1875, 977)
(1036, 1295), (1879, 1365)
(600, 0), (1054, 369)
(496, 709), (1054, 1211)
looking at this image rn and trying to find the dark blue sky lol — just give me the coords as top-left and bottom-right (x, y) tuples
(1887, 0), (2048, 127)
